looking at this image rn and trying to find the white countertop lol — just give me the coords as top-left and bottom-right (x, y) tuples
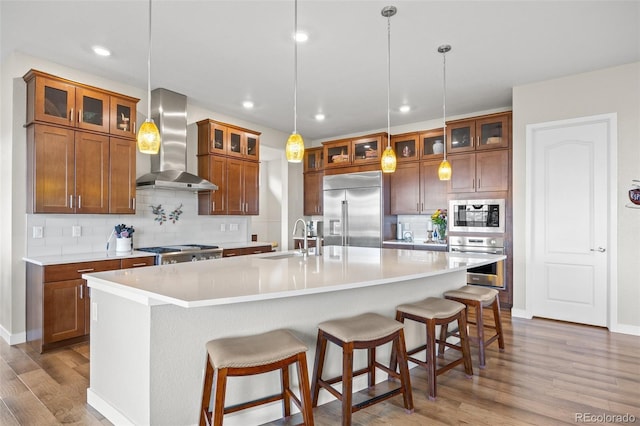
(383, 239), (448, 248)
(23, 241), (273, 266)
(85, 246), (504, 308)
(22, 250), (155, 266)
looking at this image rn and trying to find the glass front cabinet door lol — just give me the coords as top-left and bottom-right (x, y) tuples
(391, 133), (419, 162)
(447, 119), (475, 153)
(420, 130), (445, 158)
(110, 96), (137, 138)
(351, 135), (382, 165)
(76, 87), (110, 133)
(33, 76), (76, 127)
(476, 114), (510, 150)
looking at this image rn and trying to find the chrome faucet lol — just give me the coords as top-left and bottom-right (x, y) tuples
(293, 218), (308, 257)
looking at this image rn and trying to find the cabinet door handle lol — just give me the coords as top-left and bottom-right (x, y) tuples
(132, 197), (136, 210)
(212, 201), (215, 212)
(77, 268), (95, 273)
(78, 109), (82, 123)
(70, 195), (74, 209)
(79, 284), (84, 299)
(78, 195), (82, 209)
(226, 253), (237, 257)
(132, 121), (136, 134)
(131, 263), (148, 267)
(417, 203), (420, 213)
(70, 108), (74, 123)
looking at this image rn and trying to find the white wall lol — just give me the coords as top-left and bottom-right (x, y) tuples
(0, 52), (291, 344)
(513, 62), (640, 332)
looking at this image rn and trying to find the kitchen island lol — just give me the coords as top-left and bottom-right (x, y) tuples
(84, 246), (504, 426)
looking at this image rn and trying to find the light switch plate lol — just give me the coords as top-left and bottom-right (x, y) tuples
(33, 226), (43, 239)
(229, 223), (238, 231)
(72, 225), (81, 237)
(220, 224), (226, 232)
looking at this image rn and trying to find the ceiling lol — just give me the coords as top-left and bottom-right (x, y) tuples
(2, 1), (639, 141)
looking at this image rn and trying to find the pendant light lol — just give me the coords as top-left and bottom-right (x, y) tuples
(380, 5), (397, 173)
(136, 0), (161, 155)
(437, 44), (452, 180)
(285, 0), (305, 163)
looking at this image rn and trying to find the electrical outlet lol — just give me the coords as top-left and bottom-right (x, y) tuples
(220, 224), (226, 232)
(92, 302), (98, 322)
(33, 226), (43, 239)
(72, 225), (81, 237)
(229, 223), (238, 231)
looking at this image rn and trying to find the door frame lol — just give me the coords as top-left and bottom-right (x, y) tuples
(524, 113), (618, 329)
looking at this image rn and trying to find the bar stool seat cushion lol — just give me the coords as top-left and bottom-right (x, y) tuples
(397, 297), (465, 319)
(206, 329), (308, 369)
(444, 286), (498, 303)
(318, 313), (403, 342)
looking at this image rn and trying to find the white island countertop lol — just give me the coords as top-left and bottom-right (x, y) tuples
(85, 246), (504, 308)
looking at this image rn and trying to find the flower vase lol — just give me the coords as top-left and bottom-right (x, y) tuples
(116, 237), (132, 253)
(436, 224), (447, 242)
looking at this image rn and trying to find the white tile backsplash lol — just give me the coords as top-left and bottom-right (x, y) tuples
(26, 189), (252, 256)
(397, 215), (434, 241)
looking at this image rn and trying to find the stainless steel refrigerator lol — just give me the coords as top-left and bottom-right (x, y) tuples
(323, 171), (383, 247)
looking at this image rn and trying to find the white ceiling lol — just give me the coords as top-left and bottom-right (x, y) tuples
(2, 1), (639, 141)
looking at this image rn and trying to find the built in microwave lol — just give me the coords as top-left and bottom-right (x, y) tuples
(448, 199), (505, 234)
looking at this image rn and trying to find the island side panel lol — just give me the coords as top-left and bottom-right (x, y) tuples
(87, 289), (152, 426)
(147, 270), (467, 426)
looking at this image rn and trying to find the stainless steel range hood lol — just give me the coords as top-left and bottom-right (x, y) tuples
(136, 88), (218, 191)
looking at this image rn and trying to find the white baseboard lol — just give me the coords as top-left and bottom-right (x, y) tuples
(609, 323), (640, 336)
(510, 308), (532, 319)
(0, 325), (26, 345)
(87, 388), (135, 426)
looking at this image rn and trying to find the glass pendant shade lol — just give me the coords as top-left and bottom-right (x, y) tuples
(438, 159), (452, 180)
(285, 132), (305, 163)
(137, 119), (161, 154)
(381, 145), (397, 173)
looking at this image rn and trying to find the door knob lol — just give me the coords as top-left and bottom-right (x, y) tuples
(589, 247), (606, 252)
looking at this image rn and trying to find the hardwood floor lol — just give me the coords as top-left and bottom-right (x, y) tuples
(1, 312), (639, 425)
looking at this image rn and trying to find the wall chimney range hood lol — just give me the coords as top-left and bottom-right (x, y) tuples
(136, 88), (218, 191)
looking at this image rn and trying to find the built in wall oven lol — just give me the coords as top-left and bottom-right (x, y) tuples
(449, 236), (505, 289)
(449, 199), (505, 234)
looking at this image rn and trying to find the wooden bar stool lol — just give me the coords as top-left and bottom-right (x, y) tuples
(310, 313), (413, 426)
(200, 329), (314, 426)
(441, 285), (505, 368)
(392, 297), (473, 400)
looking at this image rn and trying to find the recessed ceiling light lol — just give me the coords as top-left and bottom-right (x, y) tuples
(242, 101), (254, 109)
(92, 46), (111, 57)
(314, 113), (325, 121)
(399, 105), (411, 113)
(294, 31), (308, 43)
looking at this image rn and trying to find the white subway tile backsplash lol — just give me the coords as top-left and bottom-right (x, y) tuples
(26, 190), (251, 256)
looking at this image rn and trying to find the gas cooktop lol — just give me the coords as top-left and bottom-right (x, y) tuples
(137, 244), (219, 254)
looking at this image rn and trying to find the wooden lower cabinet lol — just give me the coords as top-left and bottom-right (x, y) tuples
(26, 256), (154, 353)
(43, 278), (87, 344)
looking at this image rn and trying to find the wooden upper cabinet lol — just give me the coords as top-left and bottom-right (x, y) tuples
(29, 75), (76, 127)
(389, 162), (421, 214)
(447, 112), (511, 154)
(448, 153), (477, 193)
(304, 147), (324, 172)
(323, 133), (385, 169)
(110, 96), (137, 138)
(74, 132), (109, 214)
(25, 69), (139, 138)
(198, 155), (227, 215)
(391, 133), (420, 163)
(109, 138), (136, 214)
(29, 124), (75, 213)
(420, 129), (445, 158)
(476, 149), (510, 192)
(197, 119), (260, 160)
(75, 87), (110, 133)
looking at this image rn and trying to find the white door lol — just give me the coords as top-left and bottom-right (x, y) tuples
(527, 115), (613, 326)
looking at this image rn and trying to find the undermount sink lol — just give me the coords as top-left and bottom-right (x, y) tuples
(260, 252), (305, 260)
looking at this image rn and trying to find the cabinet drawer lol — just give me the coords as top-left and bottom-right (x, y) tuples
(43, 259), (121, 282)
(121, 256), (156, 269)
(223, 245), (272, 257)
